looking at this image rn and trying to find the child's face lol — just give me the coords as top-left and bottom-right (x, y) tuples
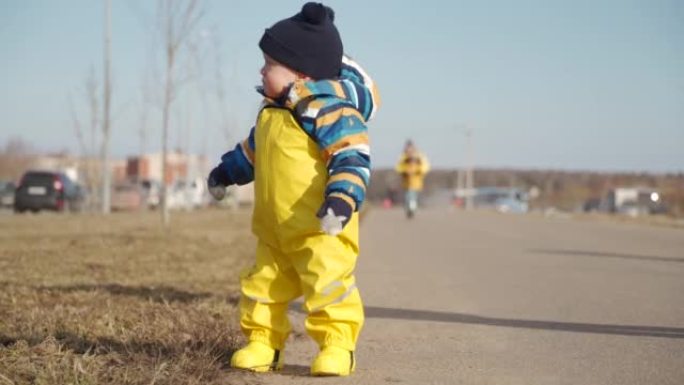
(260, 54), (304, 99)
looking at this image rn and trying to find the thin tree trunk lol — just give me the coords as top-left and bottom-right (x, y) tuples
(101, 0), (112, 214)
(160, 1), (174, 227)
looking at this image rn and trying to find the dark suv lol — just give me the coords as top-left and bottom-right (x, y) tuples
(14, 171), (84, 213)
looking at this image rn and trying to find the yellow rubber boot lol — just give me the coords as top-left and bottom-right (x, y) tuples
(311, 346), (355, 376)
(230, 341), (284, 372)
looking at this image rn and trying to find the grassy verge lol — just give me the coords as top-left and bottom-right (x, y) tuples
(0, 209), (255, 385)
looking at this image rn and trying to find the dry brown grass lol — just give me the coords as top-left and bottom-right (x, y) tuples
(0, 209), (257, 384)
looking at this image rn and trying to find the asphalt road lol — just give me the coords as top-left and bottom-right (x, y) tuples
(227, 208), (684, 385)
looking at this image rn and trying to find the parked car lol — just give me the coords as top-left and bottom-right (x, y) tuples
(0, 180), (16, 209)
(14, 171), (85, 213)
(140, 179), (161, 209)
(473, 187), (529, 214)
(582, 197), (602, 213)
(167, 178), (208, 210)
(605, 187), (668, 216)
(111, 182), (144, 211)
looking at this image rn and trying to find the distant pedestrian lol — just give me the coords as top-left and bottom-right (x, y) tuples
(395, 140), (430, 218)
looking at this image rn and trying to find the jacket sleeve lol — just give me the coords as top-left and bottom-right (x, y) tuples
(306, 98), (370, 212)
(290, 57), (379, 212)
(215, 127), (256, 186)
(339, 55), (381, 122)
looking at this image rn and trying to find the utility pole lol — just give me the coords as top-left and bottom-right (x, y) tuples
(455, 125), (475, 210)
(456, 138), (465, 195)
(464, 128), (474, 210)
(101, 0), (112, 214)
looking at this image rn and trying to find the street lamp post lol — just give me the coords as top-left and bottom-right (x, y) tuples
(455, 125), (475, 210)
(465, 128), (474, 210)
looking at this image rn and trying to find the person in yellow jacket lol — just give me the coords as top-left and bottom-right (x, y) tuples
(206, 3), (379, 377)
(395, 140), (430, 218)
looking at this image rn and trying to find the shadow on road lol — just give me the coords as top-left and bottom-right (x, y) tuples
(290, 301), (684, 339)
(362, 306), (684, 339)
(529, 249), (684, 264)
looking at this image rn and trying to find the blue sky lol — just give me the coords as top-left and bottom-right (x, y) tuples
(1, 0), (682, 172)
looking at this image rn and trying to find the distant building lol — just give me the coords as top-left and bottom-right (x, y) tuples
(120, 151), (208, 185)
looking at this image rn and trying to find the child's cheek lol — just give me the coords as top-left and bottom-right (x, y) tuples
(265, 83), (283, 99)
(266, 79), (287, 98)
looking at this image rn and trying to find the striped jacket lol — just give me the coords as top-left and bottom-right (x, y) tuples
(216, 56), (380, 212)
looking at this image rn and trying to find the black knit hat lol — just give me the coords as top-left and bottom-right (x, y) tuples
(259, 2), (343, 80)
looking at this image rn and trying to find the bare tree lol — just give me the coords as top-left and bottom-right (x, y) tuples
(85, 68), (101, 160)
(70, 96), (88, 159)
(69, 68), (102, 211)
(208, 33), (242, 209)
(0, 137), (34, 181)
(158, 0), (204, 227)
(188, 28), (213, 126)
(101, 0), (113, 214)
(209, 33), (239, 145)
(138, 73), (154, 158)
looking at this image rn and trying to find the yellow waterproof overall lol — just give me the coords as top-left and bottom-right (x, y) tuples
(239, 106), (363, 352)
